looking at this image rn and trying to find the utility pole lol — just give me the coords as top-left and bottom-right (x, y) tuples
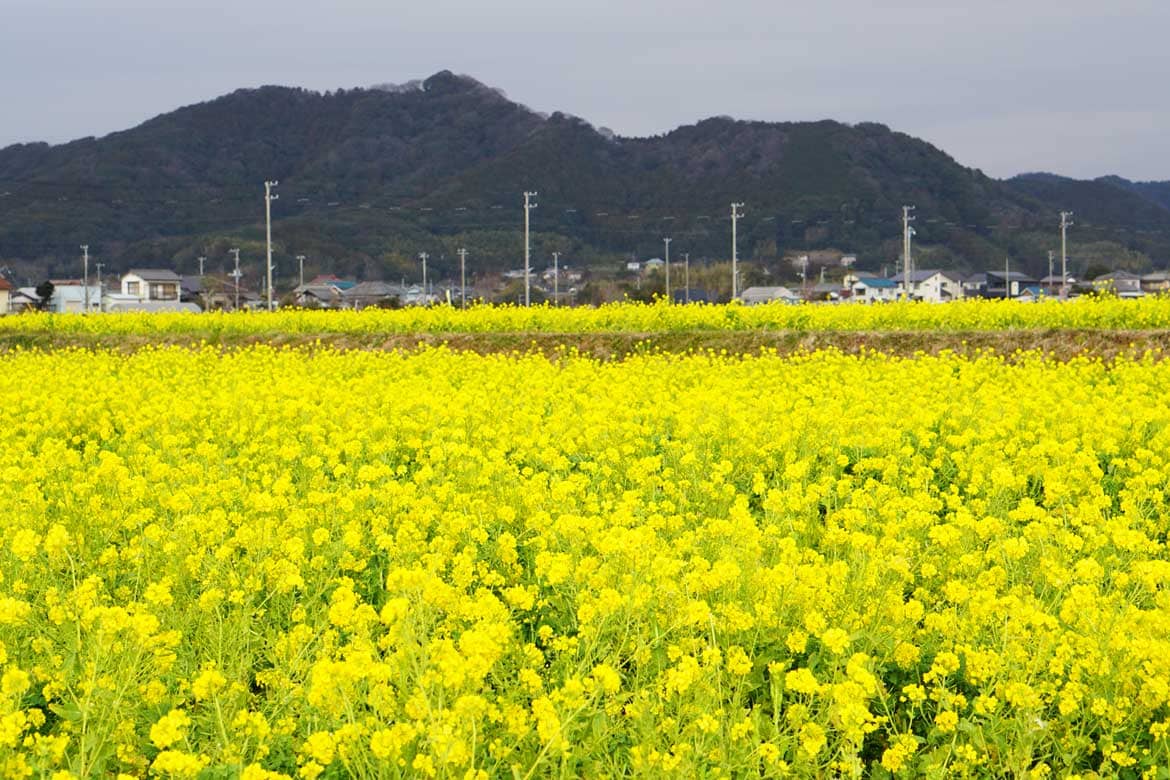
(264, 180), (279, 311)
(730, 202), (744, 300)
(523, 191), (538, 306)
(230, 248), (242, 310)
(684, 253), (690, 303)
(1060, 211), (1074, 300)
(81, 245), (90, 313)
(663, 237), (672, 302)
(552, 251), (560, 305)
(95, 262), (104, 313)
(419, 252), (428, 306)
(458, 248), (468, 309)
(198, 256), (206, 278)
(1004, 256), (1011, 299)
(1048, 250), (1055, 294)
(296, 255), (306, 289)
(800, 255), (810, 295)
(902, 205), (916, 301)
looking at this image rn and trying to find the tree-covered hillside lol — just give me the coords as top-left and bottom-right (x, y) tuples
(1, 71), (1168, 286)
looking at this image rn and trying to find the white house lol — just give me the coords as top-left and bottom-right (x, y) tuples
(898, 270), (964, 302)
(739, 286), (800, 305)
(121, 269), (182, 302)
(48, 283), (102, 313)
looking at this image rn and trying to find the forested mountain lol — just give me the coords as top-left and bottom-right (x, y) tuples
(2, 70), (1168, 286)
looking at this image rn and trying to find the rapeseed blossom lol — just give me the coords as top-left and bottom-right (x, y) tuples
(0, 343), (1166, 775)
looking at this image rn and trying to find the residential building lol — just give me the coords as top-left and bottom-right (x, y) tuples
(1040, 274), (1077, 294)
(122, 269), (182, 301)
(1141, 271), (1170, 294)
(963, 273), (988, 297)
(293, 283), (344, 309)
(984, 271), (1038, 299)
(1016, 286), (1049, 303)
(9, 288), (40, 312)
(0, 278), (11, 314)
(847, 275), (899, 303)
(739, 286), (800, 305)
(306, 275), (357, 292)
(48, 281), (102, 313)
(1092, 271), (1144, 298)
(809, 281), (843, 302)
(181, 276), (204, 303)
(898, 269), (964, 302)
(340, 281), (407, 309)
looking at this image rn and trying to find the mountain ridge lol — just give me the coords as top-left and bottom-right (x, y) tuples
(0, 71), (1167, 286)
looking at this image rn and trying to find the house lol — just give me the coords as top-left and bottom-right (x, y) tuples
(9, 288), (39, 312)
(643, 258), (665, 271)
(122, 269), (182, 302)
(47, 281), (102, 313)
(1141, 271), (1170, 294)
(340, 281), (406, 309)
(1040, 274), (1077, 294)
(307, 274), (357, 292)
(963, 273), (988, 297)
(739, 286), (800, 305)
(180, 276), (204, 303)
(984, 271), (1038, 299)
(1092, 271), (1144, 298)
(898, 270), (964, 302)
(1016, 285), (1049, 303)
(809, 281), (843, 302)
(848, 275), (899, 303)
(293, 283), (344, 309)
(0, 278), (11, 314)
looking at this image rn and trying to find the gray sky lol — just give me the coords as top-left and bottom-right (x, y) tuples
(3, 0), (1168, 180)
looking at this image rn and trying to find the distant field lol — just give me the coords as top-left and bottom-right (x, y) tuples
(3, 300), (1170, 358)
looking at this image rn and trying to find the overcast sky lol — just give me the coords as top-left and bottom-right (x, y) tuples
(2, 0), (1167, 180)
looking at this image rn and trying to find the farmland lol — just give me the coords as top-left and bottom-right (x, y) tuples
(1, 334), (1169, 777)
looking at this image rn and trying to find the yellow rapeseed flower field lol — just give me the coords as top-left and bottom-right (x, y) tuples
(1, 342), (1169, 777)
(3, 297), (1170, 339)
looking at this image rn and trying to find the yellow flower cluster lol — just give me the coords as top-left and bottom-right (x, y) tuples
(0, 343), (1168, 776)
(3, 296), (1170, 339)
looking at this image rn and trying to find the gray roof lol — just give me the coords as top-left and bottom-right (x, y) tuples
(296, 284), (342, 299)
(126, 268), (182, 282)
(986, 270), (1036, 282)
(1094, 270), (1141, 281)
(1141, 271), (1170, 281)
(740, 286), (798, 300)
(341, 281), (404, 299)
(907, 269), (963, 283)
